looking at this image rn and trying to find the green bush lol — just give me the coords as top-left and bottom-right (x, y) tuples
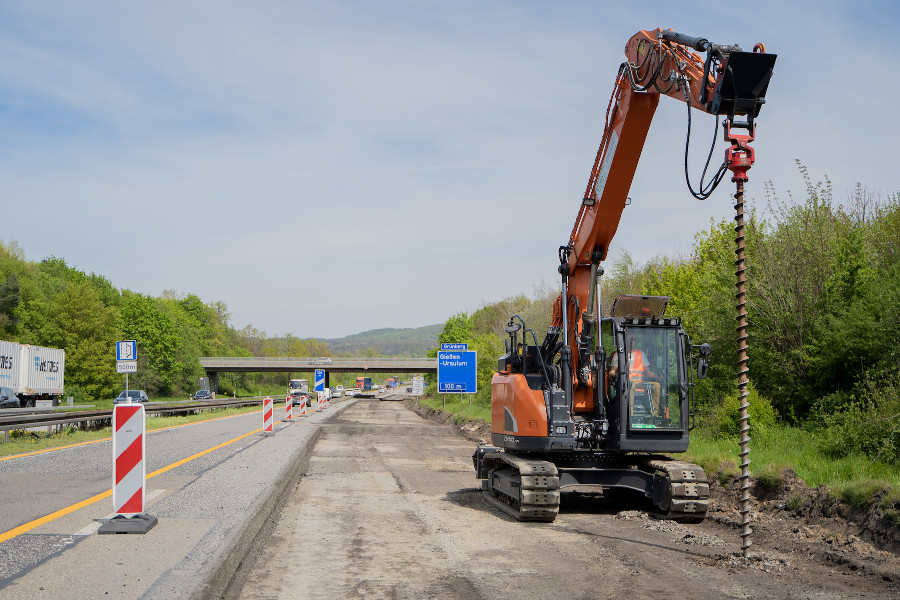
(713, 384), (778, 437)
(819, 372), (900, 464)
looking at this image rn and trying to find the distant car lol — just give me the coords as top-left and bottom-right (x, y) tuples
(114, 390), (149, 404)
(194, 389), (213, 400)
(0, 386), (19, 409)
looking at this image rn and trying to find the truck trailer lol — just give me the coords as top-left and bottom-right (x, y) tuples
(0, 340), (65, 407)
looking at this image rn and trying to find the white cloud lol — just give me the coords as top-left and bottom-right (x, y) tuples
(0, 1), (897, 337)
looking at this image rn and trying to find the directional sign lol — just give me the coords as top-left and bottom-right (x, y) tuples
(116, 340), (137, 361)
(441, 343), (468, 351)
(437, 350), (477, 394)
(314, 369), (325, 392)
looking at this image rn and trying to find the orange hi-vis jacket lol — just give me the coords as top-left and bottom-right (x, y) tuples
(629, 350), (646, 380)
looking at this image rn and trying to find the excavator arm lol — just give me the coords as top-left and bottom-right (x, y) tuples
(570, 28), (775, 268)
(551, 28), (775, 411)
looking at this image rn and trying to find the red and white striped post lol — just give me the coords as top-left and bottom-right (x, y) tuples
(99, 403), (157, 534)
(285, 395), (293, 420)
(318, 392), (326, 410)
(262, 397), (274, 434)
(299, 395), (307, 416)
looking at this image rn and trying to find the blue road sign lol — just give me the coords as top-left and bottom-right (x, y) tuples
(440, 343), (468, 351)
(315, 369), (325, 392)
(116, 341), (137, 361)
(437, 350), (477, 394)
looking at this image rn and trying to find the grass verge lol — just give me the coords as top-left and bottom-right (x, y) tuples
(416, 395), (490, 425)
(412, 395), (900, 513)
(685, 424), (900, 507)
(1, 404), (264, 458)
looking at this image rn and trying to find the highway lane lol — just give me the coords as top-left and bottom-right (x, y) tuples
(0, 409), (266, 534)
(234, 398), (900, 600)
(0, 400), (346, 599)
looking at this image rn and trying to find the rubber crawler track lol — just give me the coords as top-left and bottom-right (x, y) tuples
(482, 453), (709, 523)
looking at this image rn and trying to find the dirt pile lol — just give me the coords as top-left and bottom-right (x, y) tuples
(714, 467), (900, 556)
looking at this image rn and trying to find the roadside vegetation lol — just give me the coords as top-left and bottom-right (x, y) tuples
(0, 402), (268, 458)
(423, 165), (900, 513)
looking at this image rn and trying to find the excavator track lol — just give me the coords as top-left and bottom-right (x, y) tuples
(482, 454), (560, 522)
(645, 458), (710, 523)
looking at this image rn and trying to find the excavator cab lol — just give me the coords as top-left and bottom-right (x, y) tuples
(601, 295), (702, 453)
(623, 325), (683, 431)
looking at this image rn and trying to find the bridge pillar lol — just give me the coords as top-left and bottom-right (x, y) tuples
(325, 371), (330, 389)
(209, 371), (219, 394)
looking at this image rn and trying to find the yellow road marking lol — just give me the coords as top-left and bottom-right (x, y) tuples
(0, 410), (257, 461)
(0, 424), (270, 543)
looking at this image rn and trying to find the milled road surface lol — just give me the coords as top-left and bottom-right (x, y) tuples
(236, 399), (900, 599)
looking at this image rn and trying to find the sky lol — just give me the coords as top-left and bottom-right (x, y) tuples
(1, 1), (898, 339)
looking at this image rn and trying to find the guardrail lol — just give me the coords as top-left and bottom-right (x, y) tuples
(0, 398), (268, 442)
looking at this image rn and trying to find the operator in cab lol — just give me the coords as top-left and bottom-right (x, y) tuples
(626, 332), (662, 417)
(607, 331), (662, 420)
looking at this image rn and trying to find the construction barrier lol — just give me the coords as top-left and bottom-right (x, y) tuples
(98, 404), (158, 534)
(112, 403), (146, 514)
(263, 397), (274, 433)
(318, 392), (326, 410)
(285, 395), (293, 420)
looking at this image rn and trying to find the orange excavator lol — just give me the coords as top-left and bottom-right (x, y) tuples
(473, 29), (776, 522)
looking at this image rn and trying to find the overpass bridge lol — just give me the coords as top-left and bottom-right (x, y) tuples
(198, 357), (437, 391)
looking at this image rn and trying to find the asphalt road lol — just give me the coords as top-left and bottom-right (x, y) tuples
(0, 399), (344, 599)
(234, 398), (900, 600)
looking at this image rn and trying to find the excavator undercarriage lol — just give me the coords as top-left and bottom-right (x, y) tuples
(474, 446), (709, 523)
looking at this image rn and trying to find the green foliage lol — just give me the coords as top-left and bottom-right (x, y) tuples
(437, 312), (474, 345)
(0, 242), (344, 402)
(120, 292), (182, 395)
(0, 273), (21, 334)
(818, 371), (900, 465)
(712, 384), (779, 438)
(836, 480), (890, 509)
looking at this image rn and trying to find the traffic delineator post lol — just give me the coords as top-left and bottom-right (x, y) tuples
(285, 395), (293, 420)
(99, 403), (158, 534)
(262, 397), (274, 435)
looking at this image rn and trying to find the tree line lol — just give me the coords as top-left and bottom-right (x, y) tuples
(0, 243), (334, 401)
(434, 165), (900, 463)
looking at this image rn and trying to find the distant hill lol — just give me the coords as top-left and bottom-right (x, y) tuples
(320, 324), (443, 357)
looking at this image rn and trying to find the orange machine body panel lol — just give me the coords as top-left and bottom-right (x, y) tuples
(491, 372), (549, 438)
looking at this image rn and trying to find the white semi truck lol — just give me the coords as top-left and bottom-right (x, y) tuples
(0, 340), (65, 407)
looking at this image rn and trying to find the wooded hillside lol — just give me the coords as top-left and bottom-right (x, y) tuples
(433, 166), (900, 464)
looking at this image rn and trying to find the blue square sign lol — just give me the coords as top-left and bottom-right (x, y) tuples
(437, 350), (477, 394)
(315, 369), (325, 392)
(116, 341), (137, 361)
